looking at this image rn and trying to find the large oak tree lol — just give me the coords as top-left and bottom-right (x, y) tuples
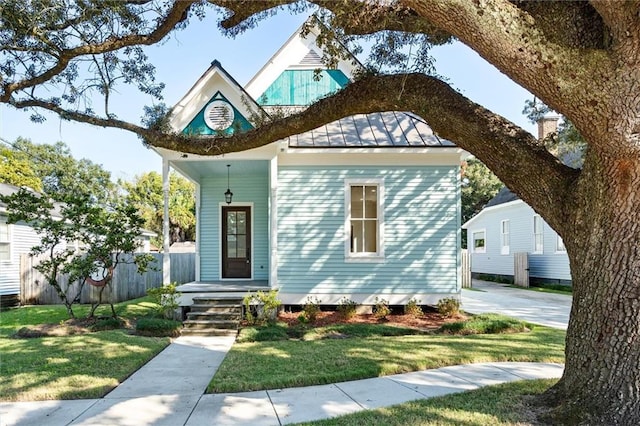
(2, 0), (640, 423)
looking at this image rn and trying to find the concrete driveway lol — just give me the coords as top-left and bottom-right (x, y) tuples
(461, 280), (571, 330)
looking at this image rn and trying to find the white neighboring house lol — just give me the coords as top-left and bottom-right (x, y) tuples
(0, 183), (53, 307)
(462, 187), (571, 284)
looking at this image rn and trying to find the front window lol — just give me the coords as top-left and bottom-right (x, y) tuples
(500, 220), (510, 255)
(0, 222), (10, 262)
(345, 180), (384, 261)
(472, 230), (486, 253)
(533, 215), (544, 253)
(556, 235), (566, 252)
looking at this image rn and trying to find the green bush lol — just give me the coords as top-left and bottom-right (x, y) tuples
(243, 290), (282, 325)
(136, 317), (182, 337)
(373, 297), (391, 320)
(337, 297), (358, 320)
(238, 323), (290, 342)
(147, 283), (181, 319)
(438, 314), (530, 335)
(90, 317), (124, 331)
(404, 298), (423, 317)
(436, 297), (460, 317)
(301, 296), (322, 323)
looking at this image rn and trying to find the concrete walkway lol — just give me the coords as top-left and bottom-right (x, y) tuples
(1, 283), (570, 426)
(462, 279), (571, 330)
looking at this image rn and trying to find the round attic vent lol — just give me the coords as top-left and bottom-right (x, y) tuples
(204, 100), (235, 130)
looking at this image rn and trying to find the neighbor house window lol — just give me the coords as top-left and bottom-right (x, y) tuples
(556, 235), (566, 252)
(533, 215), (544, 253)
(472, 230), (486, 253)
(0, 222), (10, 262)
(345, 180), (384, 261)
(500, 220), (510, 255)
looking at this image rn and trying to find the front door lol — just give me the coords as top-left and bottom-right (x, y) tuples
(222, 206), (251, 279)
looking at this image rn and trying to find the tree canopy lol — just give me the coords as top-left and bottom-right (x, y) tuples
(3, 1), (640, 423)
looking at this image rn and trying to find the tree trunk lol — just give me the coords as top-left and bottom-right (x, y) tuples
(549, 149), (640, 424)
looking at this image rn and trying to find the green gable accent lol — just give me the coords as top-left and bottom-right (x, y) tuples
(258, 69), (349, 107)
(182, 91), (254, 136)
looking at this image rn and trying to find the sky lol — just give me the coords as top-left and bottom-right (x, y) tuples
(0, 7), (535, 182)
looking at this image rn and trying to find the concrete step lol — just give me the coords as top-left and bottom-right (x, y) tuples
(180, 327), (238, 337)
(183, 319), (239, 330)
(192, 296), (244, 305)
(190, 304), (242, 314)
(187, 312), (242, 321)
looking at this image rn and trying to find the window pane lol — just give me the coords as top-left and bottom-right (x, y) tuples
(364, 220), (377, 252)
(227, 212), (237, 234)
(0, 243), (9, 261)
(227, 235), (237, 258)
(237, 212), (246, 234)
(237, 236), (246, 258)
(351, 186), (364, 218)
(502, 221), (509, 234)
(350, 220), (363, 252)
(364, 186), (377, 219)
(0, 224), (8, 242)
(557, 236), (566, 252)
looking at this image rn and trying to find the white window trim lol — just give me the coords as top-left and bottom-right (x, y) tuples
(555, 235), (566, 253)
(472, 228), (486, 254)
(500, 219), (510, 255)
(533, 215), (544, 254)
(0, 222), (12, 263)
(344, 178), (385, 263)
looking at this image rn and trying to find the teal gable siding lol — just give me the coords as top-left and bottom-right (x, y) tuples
(277, 166), (460, 294)
(199, 166), (270, 280)
(259, 70), (349, 106)
(183, 92), (254, 136)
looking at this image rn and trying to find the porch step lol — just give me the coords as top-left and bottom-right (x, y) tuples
(187, 312), (242, 321)
(182, 295), (245, 336)
(180, 328), (238, 337)
(184, 319), (239, 329)
(190, 304), (242, 314)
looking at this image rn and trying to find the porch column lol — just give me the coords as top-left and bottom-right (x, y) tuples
(162, 158), (171, 285)
(269, 156), (278, 288)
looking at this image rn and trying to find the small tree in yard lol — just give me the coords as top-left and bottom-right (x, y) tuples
(0, 189), (153, 319)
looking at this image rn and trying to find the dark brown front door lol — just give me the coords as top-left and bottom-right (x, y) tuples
(222, 206), (251, 279)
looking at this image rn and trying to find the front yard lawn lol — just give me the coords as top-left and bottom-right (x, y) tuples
(0, 297), (170, 401)
(208, 317), (565, 393)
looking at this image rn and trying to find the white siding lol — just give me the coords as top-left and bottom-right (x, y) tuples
(0, 220), (42, 296)
(465, 201), (571, 281)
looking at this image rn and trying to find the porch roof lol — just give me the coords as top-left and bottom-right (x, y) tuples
(288, 111), (455, 148)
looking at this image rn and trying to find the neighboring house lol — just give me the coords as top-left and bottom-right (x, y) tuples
(0, 183), (50, 307)
(156, 21), (467, 306)
(462, 187), (571, 284)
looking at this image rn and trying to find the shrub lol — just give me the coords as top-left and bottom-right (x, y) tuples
(373, 297), (391, 320)
(438, 313), (530, 335)
(147, 283), (181, 319)
(437, 297), (461, 317)
(243, 290), (282, 325)
(136, 317), (182, 337)
(404, 298), (423, 317)
(90, 317), (124, 331)
(337, 297), (358, 320)
(238, 323), (290, 342)
(301, 296), (322, 323)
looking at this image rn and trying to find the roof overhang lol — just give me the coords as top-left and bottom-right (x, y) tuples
(461, 199), (524, 229)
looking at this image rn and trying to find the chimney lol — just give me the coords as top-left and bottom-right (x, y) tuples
(537, 115), (560, 140)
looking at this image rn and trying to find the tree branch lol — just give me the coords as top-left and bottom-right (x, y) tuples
(1, 1), (195, 102)
(591, 0), (640, 60)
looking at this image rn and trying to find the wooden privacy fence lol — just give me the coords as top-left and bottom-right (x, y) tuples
(461, 249), (472, 288)
(20, 253), (195, 305)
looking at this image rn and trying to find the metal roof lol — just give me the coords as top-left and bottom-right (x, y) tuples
(288, 111), (455, 148)
(485, 187), (519, 208)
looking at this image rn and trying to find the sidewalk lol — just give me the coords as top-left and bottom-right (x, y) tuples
(0, 333), (563, 426)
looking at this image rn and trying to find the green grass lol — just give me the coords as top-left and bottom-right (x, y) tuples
(438, 314), (530, 335)
(209, 323), (564, 393)
(0, 297), (170, 401)
(237, 323), (423, 343)
(298, 379), (557, 425)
